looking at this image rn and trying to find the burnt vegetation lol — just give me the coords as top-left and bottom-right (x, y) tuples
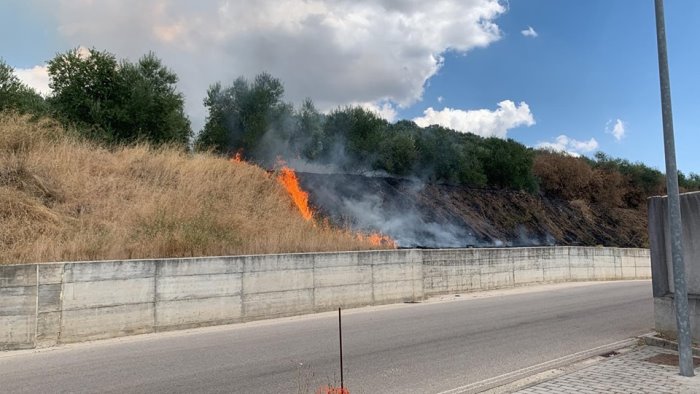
(2, 49), (699, 253)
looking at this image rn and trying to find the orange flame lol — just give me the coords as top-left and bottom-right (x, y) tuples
(277, 166), (314, 221)
(230, 149), (243, 163)
(357, 231), (397, 248)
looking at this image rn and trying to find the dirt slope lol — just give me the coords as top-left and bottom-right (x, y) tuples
(0, 114), (385, 264)
(299, 173), (648, 248)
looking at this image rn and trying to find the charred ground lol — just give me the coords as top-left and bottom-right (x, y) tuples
(299, 172), (649, 248)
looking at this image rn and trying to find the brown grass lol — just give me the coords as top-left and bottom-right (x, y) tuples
(0, 113), (387, 264)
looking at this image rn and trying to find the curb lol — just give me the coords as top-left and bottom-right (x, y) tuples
(436, 338), (639, 394)
(639, 333), (700, 356)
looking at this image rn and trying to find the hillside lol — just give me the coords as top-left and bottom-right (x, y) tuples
(0, 114), (386, 264)
(0, 114), (654, 265)
(299, 173), (649, 248)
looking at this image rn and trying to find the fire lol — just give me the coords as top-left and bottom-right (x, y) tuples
(358, 231), (397, 248)
(277, 165), (314, 221)
(230, 149), (243, 163)
(230, 154), (395, 248)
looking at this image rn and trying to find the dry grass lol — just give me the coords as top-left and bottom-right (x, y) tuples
(0, 113), (387, 264)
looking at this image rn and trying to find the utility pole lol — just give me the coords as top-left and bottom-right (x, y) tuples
(653, 0), (694, 377)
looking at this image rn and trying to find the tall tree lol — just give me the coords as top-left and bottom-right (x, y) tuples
(119, 52), (191, 145)
(196, 72), (286, 155)
(0, 59), (46, 114)
(47, 48), (191, 145)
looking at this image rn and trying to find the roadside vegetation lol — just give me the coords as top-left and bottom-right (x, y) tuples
(1, 48), (698, 263)
(0, 113), (385, 264)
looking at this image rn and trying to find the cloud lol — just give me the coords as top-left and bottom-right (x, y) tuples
(521, 26), (538, 38)
(536, 135), (599, 157)
(32, 0), (507, 130)
(437, 96), (444, 103)
(357, 101), (397, 122)
(13, 65), (51, 96)
(606, 119), (626, 141)
(413, 100), (535, 138)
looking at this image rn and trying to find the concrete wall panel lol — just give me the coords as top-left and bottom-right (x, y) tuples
(60, 303), (154, 343)
(0, 286), (36, 316)
(158, 257), (243, 277)
(0, 315), (35, 350)
(313, 253), (359, 268)
(156, 273), (241, 301)
(244, 254), (314, 273)
(156, 296), (242, 329)
(243, 269), (313, 294)
(243, 289), (314, 319)
(0, 265), (36, 287)
(38, 284), (61, 313)
(38, 264), (64, 284)
(36, 311), (61, 348)
(373, 280), (420, 303)
(314, 284), (373, 309)
(62, 277), (154, 310)
(63, 261), (154, 282)
(314, 266), (371, 287)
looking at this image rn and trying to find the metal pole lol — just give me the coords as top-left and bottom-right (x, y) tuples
(339, 307), (344, 389)
(654, 0), (694, 377)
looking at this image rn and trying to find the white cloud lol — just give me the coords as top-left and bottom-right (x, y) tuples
(413, 100), (535, 138)
(358, 101), (397, 122)
(606, 119), (626, 141)
(13, 65), (51, 96)
(521, 26), (538, 38)
(536, 135), (599, 157)
(34, 0), (507, 129)
(437, 96), (444, 103)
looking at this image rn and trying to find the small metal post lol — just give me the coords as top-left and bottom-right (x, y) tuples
(654, 0), (694, 377)
(339, 307), (344, 389)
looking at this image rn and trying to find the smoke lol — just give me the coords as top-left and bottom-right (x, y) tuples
(298, 173), (554, 248)
(205, 82), (555, 248)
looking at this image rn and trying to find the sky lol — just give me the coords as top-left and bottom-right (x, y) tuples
(1, 0), (698, 174)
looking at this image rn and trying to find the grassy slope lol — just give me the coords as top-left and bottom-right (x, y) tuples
(0, 114), (383, 264)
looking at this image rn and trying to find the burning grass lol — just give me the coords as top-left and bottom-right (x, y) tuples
(0, 113), (390, 264)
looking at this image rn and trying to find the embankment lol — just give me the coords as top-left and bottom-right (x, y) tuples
(0, 246), (650, 351)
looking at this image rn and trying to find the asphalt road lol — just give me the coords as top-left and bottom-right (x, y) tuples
(0, 281), (653, 394)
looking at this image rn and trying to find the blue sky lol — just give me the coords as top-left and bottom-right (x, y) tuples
(2, 0), (698, 173)
(407, 0), (699, 174)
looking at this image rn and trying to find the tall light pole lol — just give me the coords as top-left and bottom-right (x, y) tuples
(653, 0), (694, 377)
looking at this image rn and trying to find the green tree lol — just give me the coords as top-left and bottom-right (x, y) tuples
(0, 59), (46, 114)
(119, 52), (191, 145)
(296, 98), (324, 160)
(196, 72), (286, 155)
(478, 137), (536, 191)
(320, 106), (387, 171)
(47, 48), (191, 145)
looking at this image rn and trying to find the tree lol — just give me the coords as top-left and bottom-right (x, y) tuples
(320, 106), (387, 171)
(47, 48), (191, 145)
(119, 52), (191, 145)
(478, 137), (536, 191)
(377, 128), (418, 176)
(296, 99), (324, 160)
(533, 151), (593, 200)
(196, 72), (286, 156)
(0, 59), (46, 114)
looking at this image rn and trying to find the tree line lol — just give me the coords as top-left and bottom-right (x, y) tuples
(1, 48), (698, 207)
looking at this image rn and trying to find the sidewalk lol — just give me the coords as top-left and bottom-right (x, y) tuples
(514, 345), (700, 394)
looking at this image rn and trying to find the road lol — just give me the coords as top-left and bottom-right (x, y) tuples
(0, 281), (653, 393)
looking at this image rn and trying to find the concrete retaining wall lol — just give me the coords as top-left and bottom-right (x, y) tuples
(0, 247), (649, 351)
